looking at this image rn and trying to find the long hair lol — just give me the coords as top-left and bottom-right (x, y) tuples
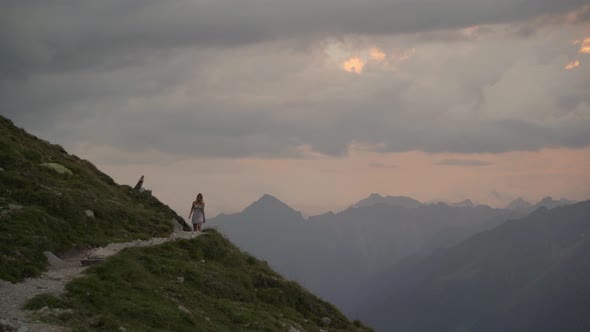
(196, 193), (204, 204)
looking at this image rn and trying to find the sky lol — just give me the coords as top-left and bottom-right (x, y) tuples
(2, 1), (590, 217)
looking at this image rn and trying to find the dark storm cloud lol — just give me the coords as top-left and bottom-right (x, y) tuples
(1, 0), (587, 78)
(1, 1), (590, 159)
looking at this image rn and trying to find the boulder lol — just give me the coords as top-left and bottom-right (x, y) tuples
(178, 305), (191, 315)
(44, 251), (68, 269)
(85, 210), (95, 218)
(40, 163), (73, 175)
(171, 217), (192, 232)
(320, 317), (331, 326)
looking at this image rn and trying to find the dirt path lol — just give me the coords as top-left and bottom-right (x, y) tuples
(0, 231), (200, 331)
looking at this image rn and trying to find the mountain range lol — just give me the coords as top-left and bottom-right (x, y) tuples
(210, 192), (576, 317)
(355, 200), (590, 331)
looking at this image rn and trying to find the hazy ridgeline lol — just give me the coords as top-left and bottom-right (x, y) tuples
(355, 201), (590, 331)
(210, 193), (576, 325)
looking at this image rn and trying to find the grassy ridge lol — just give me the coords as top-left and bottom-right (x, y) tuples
(0, 116), (182, 282)
(26, 229), (372, 332)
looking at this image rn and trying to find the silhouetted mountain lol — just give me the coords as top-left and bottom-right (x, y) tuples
(242, 194), (303, 220)
(506, 197), (532, 210)
(356, 200), (590, 332)
(350, 193), (422, 209)
(210, 196), (520, 314)
(452, 199), (475, 208)
(531, 196), (575, 211)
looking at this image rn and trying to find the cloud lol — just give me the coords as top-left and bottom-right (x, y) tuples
(1, 1), (588, 79)
(343, 57), (366, 74)
(565, 60), (581, 70)
(1, 2), (590, 160)
(576, 37), (590, 54)
(369, 47), (386, 62)
(436, 159), (495, 166)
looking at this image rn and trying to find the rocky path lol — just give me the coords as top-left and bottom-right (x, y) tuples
(0, 231), (200, 332)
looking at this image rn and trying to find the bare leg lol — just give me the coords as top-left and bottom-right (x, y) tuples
(193, 224), (197, 232)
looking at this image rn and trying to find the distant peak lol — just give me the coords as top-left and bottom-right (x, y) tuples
(243, 194), (298, 215)
(259, 193), (280, 202)
(453, 199), (474, 207)
(533, 196), (574, 210)
(351, 194), (422, 209)
(506, 197), (532, 210)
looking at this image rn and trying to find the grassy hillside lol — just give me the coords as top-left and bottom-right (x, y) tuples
(0, 115), (184, 282)
(26, 229), (372, 332)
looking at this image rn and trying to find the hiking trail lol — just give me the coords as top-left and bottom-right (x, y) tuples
(0, 231), (200, 332)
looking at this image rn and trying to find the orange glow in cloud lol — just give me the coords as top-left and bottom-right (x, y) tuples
(343, 56), (366, 74)
(369, 47), (386, 62)
(565, 60), (580, 70)
(578, 38), (590, 54)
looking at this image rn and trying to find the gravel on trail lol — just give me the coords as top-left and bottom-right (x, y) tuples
(0, 231), (200, 332)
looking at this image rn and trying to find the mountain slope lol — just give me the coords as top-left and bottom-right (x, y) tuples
(212, 196), (520, 314)
(356, 201), (590, 332)
(26, 229), (371, 332)
(0, 115), (188, 282)
(0, 115), (370, 330)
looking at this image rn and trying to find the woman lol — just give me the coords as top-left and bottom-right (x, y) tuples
(188, 193), (206, 232)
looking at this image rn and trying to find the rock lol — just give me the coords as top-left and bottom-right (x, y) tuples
(18, 326), (29, 332)
(205, 317), (211, 321)
(85, 210), (95, 218)
(178, 305), (191, 315)
(171, 218), (184, 232)
(8, 204), (23, 211)
(40, 163), (73, 175)
(320, 317), (331, 326)
(176, 277), (184, 283)
(319, 329), (328, 332)
(43, 251), (68, 269)
(119, 327), (127, 332)
(139, 187), (145, 193)
(0, 167), (4, 171)
(288, 326), (301, 332)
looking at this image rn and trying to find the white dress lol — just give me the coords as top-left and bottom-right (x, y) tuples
(191, 203), (204, 224)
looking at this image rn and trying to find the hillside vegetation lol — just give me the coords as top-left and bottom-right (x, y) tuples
(1, 115), (370, 331)
(0, 115), (183, 282)
(27, 229), (371, 331)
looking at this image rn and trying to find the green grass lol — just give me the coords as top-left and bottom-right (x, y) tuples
(26, 229), (373, 332)
(0, 116), (183, 282)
